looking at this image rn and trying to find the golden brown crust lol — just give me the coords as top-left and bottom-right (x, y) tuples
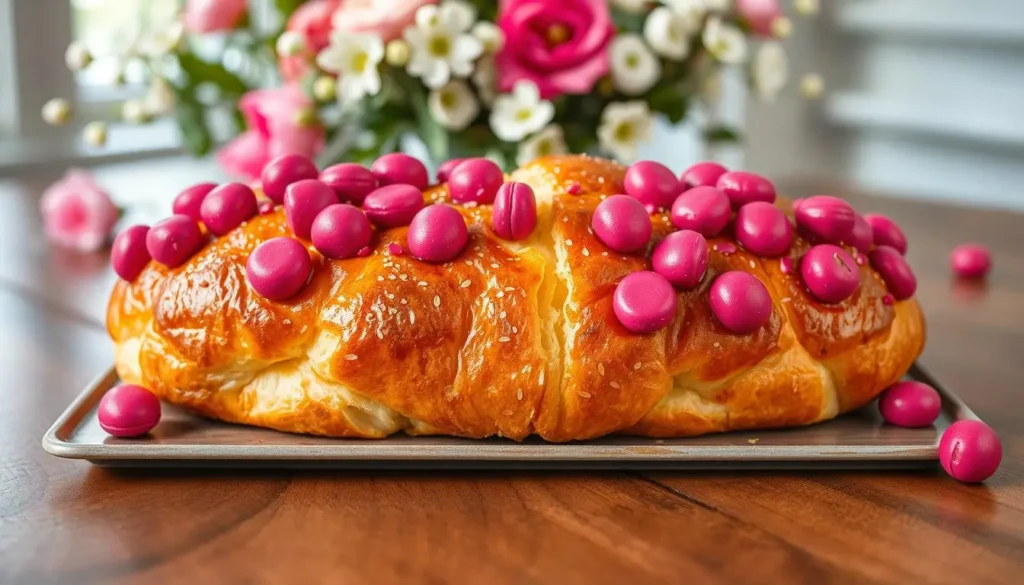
(108, 154), (926, 441)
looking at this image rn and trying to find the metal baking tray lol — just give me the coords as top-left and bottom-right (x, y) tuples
(42, 363), (977, 469)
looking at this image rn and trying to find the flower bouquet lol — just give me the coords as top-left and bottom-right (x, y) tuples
(47, 0), (814, 179)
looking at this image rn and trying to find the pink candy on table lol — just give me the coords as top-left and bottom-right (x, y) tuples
(310, 204), (372, 259)
(801, 244), (860, 304)
(146, 215), (203, 268)
(371, 153), (429, 191)
(407, 204), (469, 263)
(284, 179), (339, 239)
(592, 195), (653, 254)
(172, 182), (217, 222)
(670, 186), (731, 237)
(652, 230), (709, 289)
(319, 163), (378, 205)
(436, 158), (469, 183)
(200, 182), (258, 236)
(709, 271), (773, 334)
(878, 381), (941, 428)
(939, 420), (1002, 483)
(864, 214), (907, 255)
(950, 243), (992, 279)
(246, 237), (313, 300)
(716, 171), (776, 209)
(680, 161), (728, 190)
(98, 384), (161, 438)
(624, 160), (680, 209)
(870, 245), (917, 300)
(794, 195), (855, 244)
(492, 182), (537, 241)
(448, 158), (504, 204)
(613, 271), (678, 333)
(261, 154), (319, 203)
(363, 184), (425, 228)
(111, 225), (151, 281)
(848, 213), (874, 253)
(735, 201), (793, 257)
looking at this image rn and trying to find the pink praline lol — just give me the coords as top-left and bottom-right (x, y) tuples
(592, 195), (652, 254)
(652, 230), (708, 289)
(624, 160), (680, 209)
(261, 154), (319, 203)
(613, 271), (677, 333)
(98, 384), (161, 438)
(878, 381), (941, 428)
(950, 243), (992, 279)
(735, 201), (793, 257)
(709, 271), (773, 334)
(939, 420), (1002, 483)
(111, 225), (151, 281)
(680, 161), (728, 190)
(319, 163), (378, 205)
(310, 204), (372, 259)
(492, 182), (537, 241)
(670, 186), (731, 237)
(448, 158), (504, 204)
(407, 204), (468, 263)
(864, 214), (908, 255)
(284, 179), (339, 239)
(172, 182), (217, 222)
(716, 171), (776, 209)
(200, 182), (258, 236)
(246, 237), (313, 300)
(800, 244), (860, 304)
(146, 215), (203, 268)
(371, 153), (429, 191)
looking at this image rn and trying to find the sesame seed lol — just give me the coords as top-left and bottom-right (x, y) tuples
(464, 260), (473, 266)
(461, 279), (471, 288)
(539, 370), (545, 385)
(409, 310), (416, 324)
(634, 362), (641, 370)
(782, 297), (792, 303)
(388, 274), (396, 280)
(418, 281), (429, 287)
(386, 293), (395, 300)
(433, 295), (441, 308)
(512, 326), (518, 334)
(399, 274), (408, 281)
(283, 319), (291, 325)
(388, 307), (397, 315)
(749, 260), (756, 269)
(610, 381), (621, 389)
(602, 251), (609, 256)
(497, 291), (505, 298)
(344, 354), (358, 361)
(566, 239), (573, 246)
(505, 286), (515, 292)
(491, 263), (500, 268)
(376, 330), (384, 339)
(517, 389), (523, 400)
(400, 298), (408, 305)
(377, 276), (384, 282)
(503, 409), (514, 416)
(473, 245), (480, 251)
(582, 248), (590, 257)
(521, 290), (526, 298)
(578, 391), (592, 398)
(563, 217), (568, 223)
(499, 336), (511, 342)
(500, 311), (507, 319)
(300, 325), (308, 334)
(598, 363), (605, 376)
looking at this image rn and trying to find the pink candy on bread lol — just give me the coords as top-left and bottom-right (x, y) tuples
(652, 230), (708, 289)
(310, 204), (372, 259)
(680, 161), (728, 190)
(319, 163), (378, 205)
(864, 214), (907, 255)
(284, 179), (339, 239)
(624, 160), (680, 209)
(870, 245), (917, 300)
(436, 158), (469, 183)
(848, 213), (874, 253)
(492, 182), (537, 241)
(363, 184), (425, 228)
(172, 182), (217, 222)
(592, 195), (652, 254)
(735, 201), (793, 257)
(261, 154), (319, 203)
(709, 271), (773, 334)
(246, 237), (313, 300)
(794, 195), (855, 244)
(878, 381), (941, 428)
(950, 243), (991, 279)
(448, 158), (504, 204)
(111, 225), (151, 281)
(98, 384), (161, 438)
(613, 271), (677, 333)
(407, 204), (468, 263)
(146, 215), (203, 268)
(800, 244), (859, 304)
(716, 171), (776, 209)
(372, 153), (429, 191)
(940, 420), (1002, 483)
(200, 182), (258, 236)
(670, 186), (731, 237)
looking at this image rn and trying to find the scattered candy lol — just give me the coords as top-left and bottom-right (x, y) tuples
(716, 171), (776, 209)
(363, 184), (425, 228)
(98, 384), (161, 437)
(386, 242), (404, 255)
(613, 271), (677, 333)
(670, 186), (731, 237)
(407, 204), (468, 263)
(864, 214), (907, 255)
(680, 161), (728, 190)
(371, 153), (429, 191)
(111, 225), (151, 281)
(644, 203), (658, 215)
(800, 244), (859, 304)
(258, 200), (276, 215)
(882, 294), (894, 305)
(146, 215), (202, 268)
(735, 201), (793, 257)
(310, 204), (372, 259)
(592, 195), (653, 254)
(794, 195), (855, 243)
(448, 158), (503, 204)
(357, 246), (372, 257)
(950, 243), (992, 279)
(200, 183), (258, 236)
(246, 237), (313, 300)
(492, 182), (537, 241)
(624, 160), (680, 209)
(436, 158), (469, 183)
(709, 271), (773, 334)
(284, 179), (339, 239)
(716, 242), (737, 255)
(652, 230), (709, 289)
(780, 256), (794, 275)
(567, 182), (582, 195)
(878, 381), (941, 428)
(319, 163), (378, 205)
(848, 213), (873, 253)
(870, 245), (917, 300)
(261, 154), (319, 203)
(939, 420), (1002, 483)
(172, 182), (217, 222)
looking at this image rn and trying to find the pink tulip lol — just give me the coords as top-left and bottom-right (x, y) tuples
(183, 0), (248, 33)
(217, 85), (325, 181)
(40, 170), (120, 252)
(736, 0), (783, 37)
(279, 0), (342, 82)
(496, 0), (613, 99)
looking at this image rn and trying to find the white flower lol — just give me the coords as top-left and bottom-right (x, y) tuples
(404, 1), (483, 89)
(41, 98), (71, 126)
(610, 0), (650, 13)
(701, 0), (732, 11)
(771, 16), (793, 39)
(64, 42), (92, 71)
(752, 42), (788, 102)
(665, 0), (708, 27)
(472, 21), (504, 53)
(317, 32), (384, 103)
(138, 21), (184, 57)
(122, 99), (151, 124)
(609, 35), (661, 96)
(800, 73), (825, 99)
(276, 31), (306, 57)
(644, 7), (691, 60)
(598, 101), (654, 162)
(794, 0), (820, 16)
(516, 125), (568, 166)
(703, 16), (747, 64)
(83, 121), (108, 147)
(144, 76), (176, 115)
(472, 54), (498, 105)
(428, 80), (479, 131)
(489, 81), (555, 142)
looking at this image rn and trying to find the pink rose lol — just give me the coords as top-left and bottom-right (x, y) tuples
(40, 170), (119, 252)
(332, 0), (436, 42)
(496, 0), (614, 99)
(217, 85), (325, 181)
(183, 0), (248, 33)
(279, 0), (342, 82)
(736, 0), (782, 37)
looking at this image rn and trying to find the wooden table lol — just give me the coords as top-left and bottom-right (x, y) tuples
(1, 161), (1022, 584)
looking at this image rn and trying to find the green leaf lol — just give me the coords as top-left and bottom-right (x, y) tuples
(274, 0), (305, 19)
(177, 53), (248, 97)
(646, 84), (689, 124)
(172, 88), (213, 156)
(704, 125), (742, 144)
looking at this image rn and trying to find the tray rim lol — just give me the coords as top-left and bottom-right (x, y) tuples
(41, 362), (979, 464)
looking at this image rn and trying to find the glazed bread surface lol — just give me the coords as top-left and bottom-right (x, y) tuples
(107, 155), (925, 441)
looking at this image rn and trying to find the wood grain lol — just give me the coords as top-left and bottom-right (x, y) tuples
(1, 163), (1023, 584)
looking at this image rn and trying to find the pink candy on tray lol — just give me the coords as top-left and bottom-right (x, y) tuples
(98, 384), (161, 438)
(878, 381), (941, 428)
